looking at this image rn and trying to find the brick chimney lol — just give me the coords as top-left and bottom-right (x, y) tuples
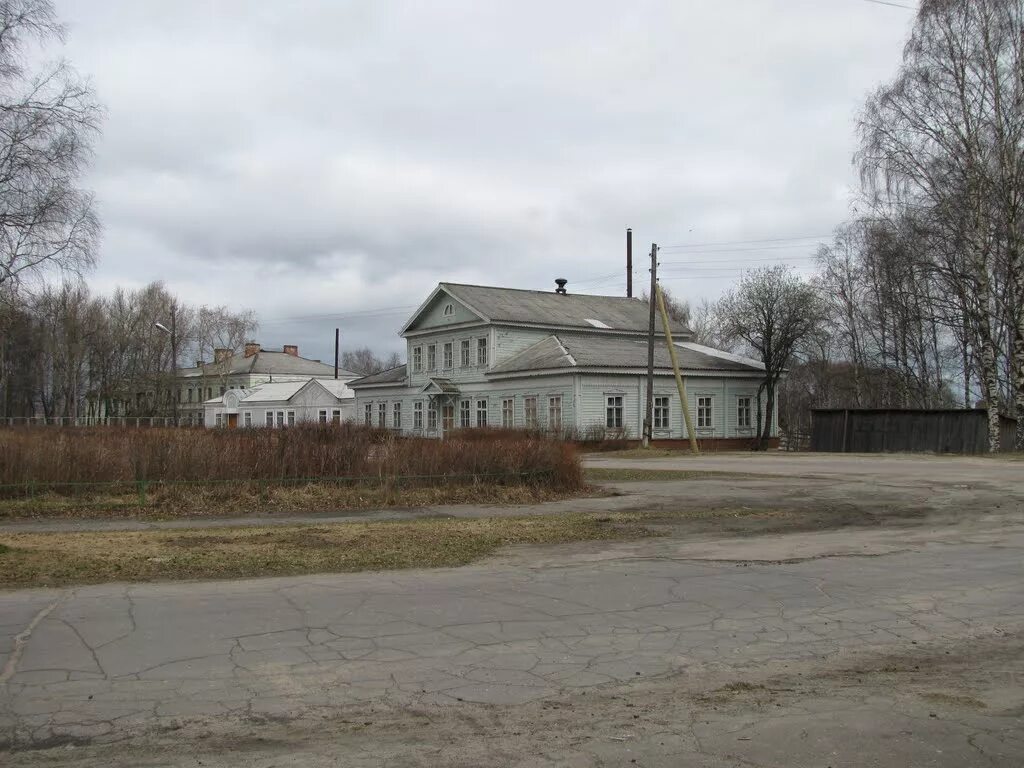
(283, 344), (299, 357)
(244, 341), (261, 358)
(213, 348), (232, 363)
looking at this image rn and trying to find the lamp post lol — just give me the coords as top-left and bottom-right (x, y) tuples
(155, 317), (179, 426)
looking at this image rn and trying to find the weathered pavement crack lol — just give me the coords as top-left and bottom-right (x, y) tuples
(0, 592), (72, 685)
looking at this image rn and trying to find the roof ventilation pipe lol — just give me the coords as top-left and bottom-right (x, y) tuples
(554, 278), (568, 295)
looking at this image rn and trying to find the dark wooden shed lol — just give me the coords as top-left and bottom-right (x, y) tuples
(810, 408), (1018, 454)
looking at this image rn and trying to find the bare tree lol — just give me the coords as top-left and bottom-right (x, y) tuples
(718, 265), (823, 450)
(341, 347), (403, 376)
(0, 0), (101, 294)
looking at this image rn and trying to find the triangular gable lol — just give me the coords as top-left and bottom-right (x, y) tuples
(400, 284), (489, 334)
(417, 377), (460, 395)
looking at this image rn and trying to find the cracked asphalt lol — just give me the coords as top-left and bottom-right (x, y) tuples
(2, 453), (1023, 766)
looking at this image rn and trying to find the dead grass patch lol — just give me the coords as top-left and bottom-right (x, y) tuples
(0, 513), (659, 588)
(0, 482), (586, 521)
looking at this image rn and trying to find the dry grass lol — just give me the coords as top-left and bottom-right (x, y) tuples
(0, 513), (657, 588)
(0, 482), (585, 520)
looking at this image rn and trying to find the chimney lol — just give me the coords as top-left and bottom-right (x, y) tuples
(243, 341), (260, 358)
(213, 348), (232, 363)
(283, 344), (299, 357)
(554, 278), (568, 295)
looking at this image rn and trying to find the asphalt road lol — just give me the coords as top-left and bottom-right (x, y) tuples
(2, 453), (1023, 766)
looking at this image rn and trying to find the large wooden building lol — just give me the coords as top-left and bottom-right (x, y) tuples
(350, 282), (773, 446)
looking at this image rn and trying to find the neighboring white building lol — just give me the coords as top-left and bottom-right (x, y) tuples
(176, 342), (359, 426)
(349, 281), (775, 446)
(203, 378), (356, 428)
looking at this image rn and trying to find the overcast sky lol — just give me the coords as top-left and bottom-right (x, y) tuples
(57, 0), (914, 362)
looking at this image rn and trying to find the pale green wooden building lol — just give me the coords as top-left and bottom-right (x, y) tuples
(349, 282), (774, 445)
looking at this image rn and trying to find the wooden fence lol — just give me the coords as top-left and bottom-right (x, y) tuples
(810, 408), (1017, 454)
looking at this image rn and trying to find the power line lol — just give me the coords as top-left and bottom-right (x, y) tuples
(659, 234), (832, 250)
(861, 0), (915, 9)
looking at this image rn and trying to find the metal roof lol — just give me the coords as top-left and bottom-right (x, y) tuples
(178, 351), (357, 379)
(415, 283), (690, 336)
(348, 364), (408, 387)
(489, 334), (764, 375)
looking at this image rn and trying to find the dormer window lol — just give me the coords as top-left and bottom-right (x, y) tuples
(443, 303), (455, 316)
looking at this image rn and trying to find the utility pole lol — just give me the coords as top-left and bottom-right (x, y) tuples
(626, 228), (633, 298)
(169, 304), (179, 427)
(334, 328), (340, 380)
(643, 243), (658, 447)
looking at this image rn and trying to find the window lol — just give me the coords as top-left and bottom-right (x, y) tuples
(364, 403), (372, 426)
(332, 409), (341, 423)
(697, 396), (713, 429)
(460, 339), (471, 367)
(412, 346), (422, 372)
(428, 403), (439, 430)
(378, 402), (387, 428)
(502, 398), (514, 428)
(414, 401), (423, 429)
(476, 399), (488, 427)
(443, 303), (454, 316)
(393, 401), (402, 429)
(654, 396), (670, 430)
(244, 412), (252, 427)
(266, 411), (274, 427)
(219, 386), (226, 396)
(606, 396), (623, 429)
(477, 337), (488, 366)
(206, 387), (212, 400)
(287, 411), (295, 427)
(548, 396), (562, 431)
(460, 399), (471, 428)
(443, 342), (453, 369)
(426, 344), (436, 371)
(187, 388), (193, 403)
(737, 396), (752, 428)
(215, 413), (223, 428)
(276, 411), (285, 428)
(524, 396), (538, 428)
(318, 409), (328, 424)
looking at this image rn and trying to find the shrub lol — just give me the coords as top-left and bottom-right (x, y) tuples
(0, 424), (582, 496)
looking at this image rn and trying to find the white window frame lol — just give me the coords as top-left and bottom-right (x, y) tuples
(318, 409), (328, 424)
(414, 401), (423, 429)
(426, 344), (436, 371)
(697, 396), (713, 430)
(276, 411), (285, 428)
(502, 397), (514, 428)
(476, 398), (488, 428)
(548, 395), (562, 432)
(428, 402), (438, 430)
(460, 339), (471, 367)
(654, 396), (670, 430)
(244, 412), (252, 427)
(215, 413), (223, 428)
(443, 303), (454, 316)
(378, 402), (387, 428)
(476, 337), (488, 367)
(460, 399), (471, 428)
(287, 411), (295, 427)
(606, 395), (623, 429)
(523, 396), (539, 429)
(443, 342), (453, 369)
(266, 411), (274, 427)
(392, 401), (402, 429)
(412, 346), (423, 373)
(364, 402), (372, 426)
(737, 396), (752, 429)
(332, 409), (341, 423)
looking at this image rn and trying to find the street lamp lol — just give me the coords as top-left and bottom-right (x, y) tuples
(155, 319), (179, 426)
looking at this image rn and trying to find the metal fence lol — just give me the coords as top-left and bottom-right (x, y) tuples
(810, 408), (1018, 454)
(0, 417), (178, 428)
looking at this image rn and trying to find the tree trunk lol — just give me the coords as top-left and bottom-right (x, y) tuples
(980, 334), (1002, 453)
(759, 379), (776, 452)
(1014, 323), (1024, 451)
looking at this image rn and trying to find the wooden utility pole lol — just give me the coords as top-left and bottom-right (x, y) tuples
(656, 284), (698, 454)
(334, 328), (340, 379)
(626, 228), (633, 298)
(643, 243), (657, 447)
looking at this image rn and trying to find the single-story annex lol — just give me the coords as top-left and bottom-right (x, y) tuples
(203, 378), (356, 428)
(349, 282), (775, 446)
